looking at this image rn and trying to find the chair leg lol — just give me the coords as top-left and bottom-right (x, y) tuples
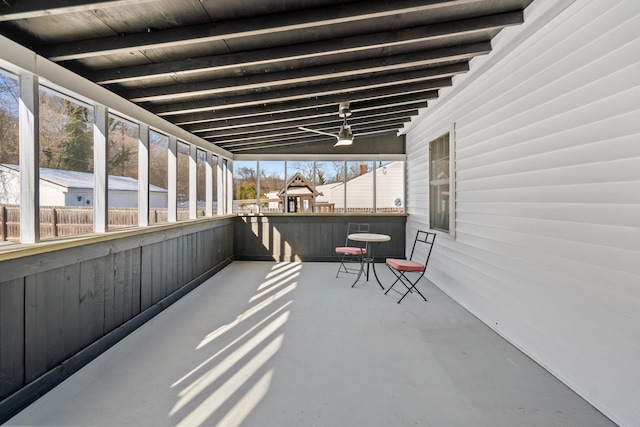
(336, 253), (362, 278)
(385, 268), (427, 303)
(397, 276), (427, 303)
(336, 254), (346, 277)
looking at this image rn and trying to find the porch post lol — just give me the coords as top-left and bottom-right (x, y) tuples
(93, 104), (108, 233)
(18, 73), (39, 243)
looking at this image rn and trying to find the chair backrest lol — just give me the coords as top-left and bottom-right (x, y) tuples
(345, 222), (370, 246)
(407, 230), (436, 267)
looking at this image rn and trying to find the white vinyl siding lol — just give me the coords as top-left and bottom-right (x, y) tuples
(405, 1), (640, 426)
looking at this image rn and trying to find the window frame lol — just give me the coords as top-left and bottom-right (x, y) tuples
(428, 124), (456, 237)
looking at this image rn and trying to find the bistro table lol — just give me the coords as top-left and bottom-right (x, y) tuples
(348, 232), (391, 289)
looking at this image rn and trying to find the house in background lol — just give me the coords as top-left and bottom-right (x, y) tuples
(263, 161), (404, 213)
(277, 172), (322, 213)
(316, 160), (405, 212)
(0, 164), (167, 208)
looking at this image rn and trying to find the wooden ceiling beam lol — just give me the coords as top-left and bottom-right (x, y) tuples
(216, 123), (404, 151)
(200, 111), (415, 139)
(92, 11), (522, 84)
(125, 48), (477, 102)
(148, 78), (445, 116)
(183, 104), (422, 133)
(0, 0), (154, 21)
(41, 0), (480, 60)
(171, 94), (429, 124)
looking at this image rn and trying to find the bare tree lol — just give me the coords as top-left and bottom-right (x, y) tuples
(0, 74), (19, 165)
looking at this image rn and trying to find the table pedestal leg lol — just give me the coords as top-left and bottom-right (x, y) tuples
(351, 242), (385, 290)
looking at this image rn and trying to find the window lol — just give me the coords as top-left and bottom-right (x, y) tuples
(259, 161), (285, 213)
(149, 130), (168, 223)
(0, 70), (233, 248)
(229, 159), (405, 215)
(39, 86), (95, 238)
(108, 114), (138, 229)
(233, 160), (257, 213)
(196, 149), (206, 217)
(315, 161), (345, 213)
(210, 154), (218, 214)
(286, 161), (315, 213)
(0, 70), (19, 243)
(429, 133), (451, 233)
(176, 141), (190, 220)
(376, 160), (404, 213)
(346, 161), (374, 213)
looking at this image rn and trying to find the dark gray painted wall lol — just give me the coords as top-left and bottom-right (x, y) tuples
(234, 214), (406, 261)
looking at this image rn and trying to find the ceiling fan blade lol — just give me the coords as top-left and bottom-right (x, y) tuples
(298, 126), (337, 139)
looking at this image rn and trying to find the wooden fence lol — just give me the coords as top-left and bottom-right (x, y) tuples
(0, 205), (203, 241)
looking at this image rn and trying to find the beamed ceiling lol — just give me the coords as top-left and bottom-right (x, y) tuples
(0, 0), (532, 154)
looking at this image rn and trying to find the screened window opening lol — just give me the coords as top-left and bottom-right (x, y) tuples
(107, 114), (138, 229)
(176, 141), (190, 220)
(196, 149), (207, 217)
(0, 70), (19, 243)
(149, 130), (169, 224)
(233, 160), (257, 214)
(39, 86), (95, 239)
(259, 161), (285, 213)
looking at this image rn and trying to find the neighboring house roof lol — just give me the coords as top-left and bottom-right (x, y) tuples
(1, 164), (167, 192)
(277, 172), (322, 198)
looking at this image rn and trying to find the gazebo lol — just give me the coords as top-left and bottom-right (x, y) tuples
(277, 172), (323, 213)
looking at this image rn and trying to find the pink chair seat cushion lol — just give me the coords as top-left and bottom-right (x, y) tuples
(336, 247), (366, 255)
(386, 258), (425, 272)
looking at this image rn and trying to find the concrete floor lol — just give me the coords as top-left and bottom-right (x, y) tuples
(5, 261), (616, 427)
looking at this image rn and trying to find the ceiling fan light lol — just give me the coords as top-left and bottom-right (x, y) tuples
(335, 125), (353, 146)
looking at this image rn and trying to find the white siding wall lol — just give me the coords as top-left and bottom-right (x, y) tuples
(375, 161), (405, 209)
(108, 190), (139, 208)
(405, 1), (640, 426)
(39, 182), (66, 206)
(60, 189), (91, 207)
(314, 161), (405, 209)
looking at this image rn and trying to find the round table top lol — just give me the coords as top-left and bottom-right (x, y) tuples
(348, 233), (391, 242)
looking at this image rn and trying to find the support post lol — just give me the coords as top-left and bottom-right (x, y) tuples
(93, 104), (108, 233)
(18, 73), (39, 244)
(138, 123), (149, 226)
(167, 136), (177, 222)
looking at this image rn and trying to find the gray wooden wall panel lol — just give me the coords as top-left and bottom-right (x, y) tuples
(140, 243), (154, 312)
(24, 273), (48, 383)
(62, 264), (81, 367)
(79, 258), (104, 348)
(149, 241), (165, 306)
(0, 278), (24, 398)
(126, 247), (142, 322)
(234, 215), (406, 261)
(0, 218), (234, 414)
(102, 253), (116, 335)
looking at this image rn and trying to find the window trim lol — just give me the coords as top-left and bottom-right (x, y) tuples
(428, 123), (456, 238)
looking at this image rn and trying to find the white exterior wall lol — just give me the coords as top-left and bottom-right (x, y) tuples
(314, 161), (404, 210)
(375, 161), (405, 209)
(60, 190), (92, 207)
(106, 190), (167, 208)
(404, 1), (640, 426)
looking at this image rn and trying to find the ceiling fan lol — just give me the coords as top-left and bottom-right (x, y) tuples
(299, 102), (354, 146)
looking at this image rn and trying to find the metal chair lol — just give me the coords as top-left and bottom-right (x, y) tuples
(384, 230), (436, 303)
(335, 222), (370, 278)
